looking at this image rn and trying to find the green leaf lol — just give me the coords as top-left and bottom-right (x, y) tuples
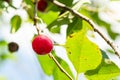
(37, 52), (74, 79)
(45, 1), (60, 12)
(53, 57), (74, 80)
(0, 1), (5, 9)
(27, 8), (34, 20)
(0, 40), (7, 55)
(50, 25), (61, 33)
(24, 0), (34, 6)
(57, 0), (73, 6)
(65, 29), (102, 73)
(85, 59), (120, 80)
(100, 49), (109, 59)
(67, 17), (82, 36)
(47, 17), (70, 33)
(10, 15), (22, 33)
(38, 11), (59, 25)
(0, 40), (7, 46)
(82, 20), (93, 31)
(37, 55), (56, 75)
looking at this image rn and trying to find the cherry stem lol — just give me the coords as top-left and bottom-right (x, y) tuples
(34, 0), (40, 35)
(49, 0), (120, 58)
(48, 53), (73, 80)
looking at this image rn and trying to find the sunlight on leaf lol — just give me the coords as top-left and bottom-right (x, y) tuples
(65, 29), (102, 74)
(38, 11), (59, 25)
(85, 59), (120, 80)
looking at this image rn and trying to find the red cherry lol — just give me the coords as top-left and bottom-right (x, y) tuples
(32, 35), (53, 55)
(37, 0), (48, 12)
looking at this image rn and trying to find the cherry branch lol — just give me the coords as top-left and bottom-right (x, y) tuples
(33, 0), (73, 80)
(49, 0), (120, 58)
(48, 53), (73, 80)
(33, 0), (40, 35)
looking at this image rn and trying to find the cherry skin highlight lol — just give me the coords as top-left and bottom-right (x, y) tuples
(32, 35), (53, 55)
(37, 0), (48, 12)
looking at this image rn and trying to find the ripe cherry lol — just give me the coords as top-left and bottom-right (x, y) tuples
(32, 35), (53, 55)
(37, 0), (48, 12)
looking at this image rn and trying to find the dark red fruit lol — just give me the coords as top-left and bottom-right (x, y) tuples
(32, 35), (53, 55)
(5, 0), (10, 3)
(8, 42), (19, 52)
(37, 0), (48, 12)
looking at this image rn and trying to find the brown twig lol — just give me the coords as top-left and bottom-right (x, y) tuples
(49, 0), (120, 58)
(48, 53), (73, 80)
(34, 0), (40, 35)
(33, 0), (73, 79)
